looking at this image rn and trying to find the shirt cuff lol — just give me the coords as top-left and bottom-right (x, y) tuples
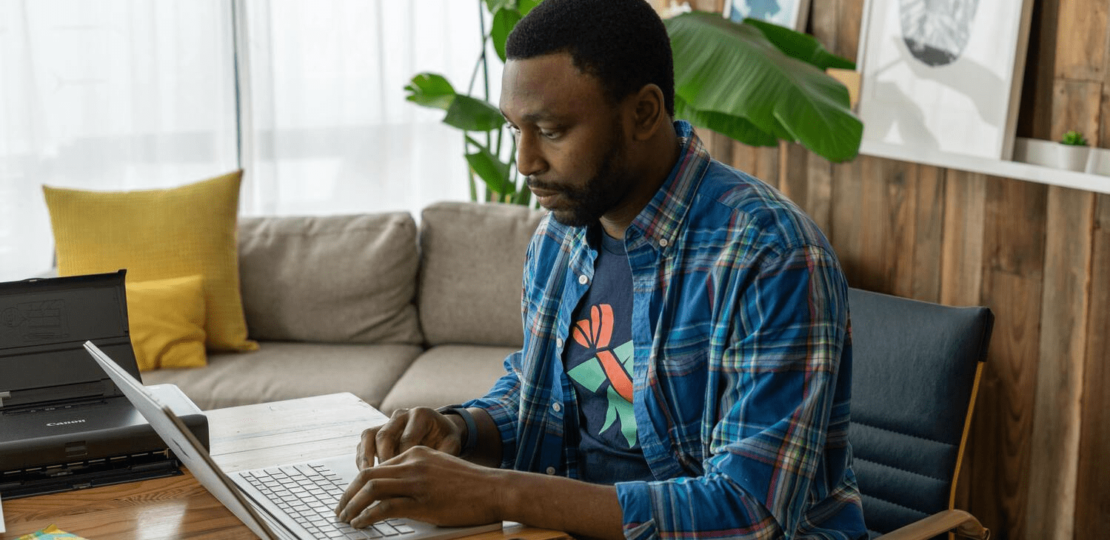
(461, 397), (519, 470)
(615, 481), (658, 540)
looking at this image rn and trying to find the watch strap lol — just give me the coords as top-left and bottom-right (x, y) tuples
(437, 406), (478, 456)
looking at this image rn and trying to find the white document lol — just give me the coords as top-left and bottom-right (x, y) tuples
(1, 493), (6, 534)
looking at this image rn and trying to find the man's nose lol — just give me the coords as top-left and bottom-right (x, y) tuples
(515, 131), (548, 178)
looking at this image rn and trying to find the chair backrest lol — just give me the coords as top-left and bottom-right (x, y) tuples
(846, 288), (994, 538)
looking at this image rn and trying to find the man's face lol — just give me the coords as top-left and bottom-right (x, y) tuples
(500, 54), (636, 227)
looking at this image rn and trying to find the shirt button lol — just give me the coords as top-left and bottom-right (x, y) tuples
(556, 338), (563, 348)
(659, 238), (669, 247)
(578, 274), (588, 285)
(552, 402), (562, 413)
(546, 467), (556, 475)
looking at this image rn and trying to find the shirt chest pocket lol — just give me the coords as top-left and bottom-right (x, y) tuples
(651, 347), (709, 468)
(653, 347), (709, 426)
(655, 347), (708, 377)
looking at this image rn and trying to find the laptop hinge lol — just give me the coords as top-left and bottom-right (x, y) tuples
(0, 391), (10, 408)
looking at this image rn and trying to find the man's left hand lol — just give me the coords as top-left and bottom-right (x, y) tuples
(334, 445), (506, 529)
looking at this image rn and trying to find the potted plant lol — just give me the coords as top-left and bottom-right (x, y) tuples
(404, 4), (863, 205)
(1058, 130), (1090, 172)
(666, 13), (860, 163)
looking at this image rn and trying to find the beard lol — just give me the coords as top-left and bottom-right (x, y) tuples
(528, 121), (633, 228)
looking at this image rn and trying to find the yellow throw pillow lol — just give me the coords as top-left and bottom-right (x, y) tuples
(126, 275), (207, 371)
(43, 171), (258, 352)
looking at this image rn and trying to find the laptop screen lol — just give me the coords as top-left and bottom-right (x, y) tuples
(83, 341), (281, 539)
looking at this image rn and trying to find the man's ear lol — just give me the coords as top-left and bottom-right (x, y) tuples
(629, 84), (667, 142)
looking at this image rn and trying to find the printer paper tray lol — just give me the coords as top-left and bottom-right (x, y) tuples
(0, 451), (181, 499)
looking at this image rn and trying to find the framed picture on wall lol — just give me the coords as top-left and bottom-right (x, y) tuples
(856, 0), (1035, 162)
(722, 0), (810, 32)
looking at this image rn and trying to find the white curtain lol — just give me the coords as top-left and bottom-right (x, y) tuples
(236, 0), (487, 217)
(0, 0), (239, 280)
(0, 0), (489, 281)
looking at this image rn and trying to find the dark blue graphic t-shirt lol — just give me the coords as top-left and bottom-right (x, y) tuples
(563, 230), (653, 484)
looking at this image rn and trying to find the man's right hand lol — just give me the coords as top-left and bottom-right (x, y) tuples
(356, 407), (465, 470)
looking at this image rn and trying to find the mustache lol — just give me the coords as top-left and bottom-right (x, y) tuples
(526, 177), (558, 192)
(527, 178), (586, 198)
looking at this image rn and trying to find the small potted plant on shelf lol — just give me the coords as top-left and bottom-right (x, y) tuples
(1058, 130), (1090, 172)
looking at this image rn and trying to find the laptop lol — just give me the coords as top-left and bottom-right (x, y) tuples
(0, 271), (208, 498)
(83, 341), (502, 540)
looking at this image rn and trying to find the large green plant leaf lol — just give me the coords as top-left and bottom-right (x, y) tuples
(404, 73), (456, 110)
(465, 136), (514, 195)
(491, 7), (522, 62)
(484, 0), (509, 13)
(518, 0), (540, 16)
(744, 19), (855, 71)
(487, 0), (539, 16)
(675, 96), (778, 147)
(444, 95), (506, 131)
(666, 12), (862, 163)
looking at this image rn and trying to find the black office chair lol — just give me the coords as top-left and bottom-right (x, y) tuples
(847, 288), (994, 539)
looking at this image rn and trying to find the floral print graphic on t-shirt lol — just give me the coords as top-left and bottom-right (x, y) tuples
(566, 304), (637, 447)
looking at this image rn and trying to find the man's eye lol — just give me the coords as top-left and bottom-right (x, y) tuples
(508, 125), (522, 137)
(540, 130), (561, 140)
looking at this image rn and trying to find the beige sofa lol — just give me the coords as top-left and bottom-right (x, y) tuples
(143, 201), (544, 414)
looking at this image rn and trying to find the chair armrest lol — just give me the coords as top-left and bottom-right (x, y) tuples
(879, 509), (990, 540)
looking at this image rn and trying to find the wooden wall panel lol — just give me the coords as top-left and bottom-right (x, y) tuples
(882, 159), (917, 298)
(835, 0), (864, 59)
(1075, 194), (1110, 538)
(939, 170), (986, 307)
(958, 176), (1046, 538)
(1052, 80), (1104, 144)
(856, 157), (888, 291)
(1054, 0), (1108, 82)
(703, 130), (734, 171)
(909, 166), (944, 303)
(1026, 187), (1096, 540)
(830, 159), (865, 285)
(780, 143), (810, 213)
(972, 269), (1043, 540)
(1101, 86), (1110, 148)
(981, 177), (1047, 280)
(804, 153), (833, 236)
(729, 142), (780, 189)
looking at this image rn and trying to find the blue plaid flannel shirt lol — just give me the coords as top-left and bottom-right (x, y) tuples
(465, 122), (866, 539)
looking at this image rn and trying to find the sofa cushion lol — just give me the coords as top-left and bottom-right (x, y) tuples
(141, 341), (423, 410)
(238, 213), (423, 345)
(378, 344), (519, 414)
(126, 275), (208, 371)
(44, 171), (257, 352)
(418, 202), (544, 347)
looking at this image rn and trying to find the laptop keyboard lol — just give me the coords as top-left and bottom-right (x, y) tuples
(240, 464), (416, 539)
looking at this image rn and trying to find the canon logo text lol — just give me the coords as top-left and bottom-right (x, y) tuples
(46, 419), (86, 427)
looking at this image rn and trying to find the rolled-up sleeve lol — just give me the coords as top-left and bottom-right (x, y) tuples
(463, 351), (524, 470)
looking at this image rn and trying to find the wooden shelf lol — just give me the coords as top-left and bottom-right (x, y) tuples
(859, 138), (1110, 196)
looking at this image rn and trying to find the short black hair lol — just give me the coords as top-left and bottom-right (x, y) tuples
(506, 0), (675, 116)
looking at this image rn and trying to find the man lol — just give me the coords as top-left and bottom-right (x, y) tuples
(335, 0), (866, 538)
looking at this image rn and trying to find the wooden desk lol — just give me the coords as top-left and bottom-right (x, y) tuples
(0, 393), (568, 540)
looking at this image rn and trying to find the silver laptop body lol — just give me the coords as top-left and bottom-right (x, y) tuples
(84, 341), (501, 540)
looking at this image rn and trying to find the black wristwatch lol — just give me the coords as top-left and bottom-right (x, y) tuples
(436, 406), (478, 456)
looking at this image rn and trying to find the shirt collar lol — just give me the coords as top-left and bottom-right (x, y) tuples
(626, 120), (711, 252)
